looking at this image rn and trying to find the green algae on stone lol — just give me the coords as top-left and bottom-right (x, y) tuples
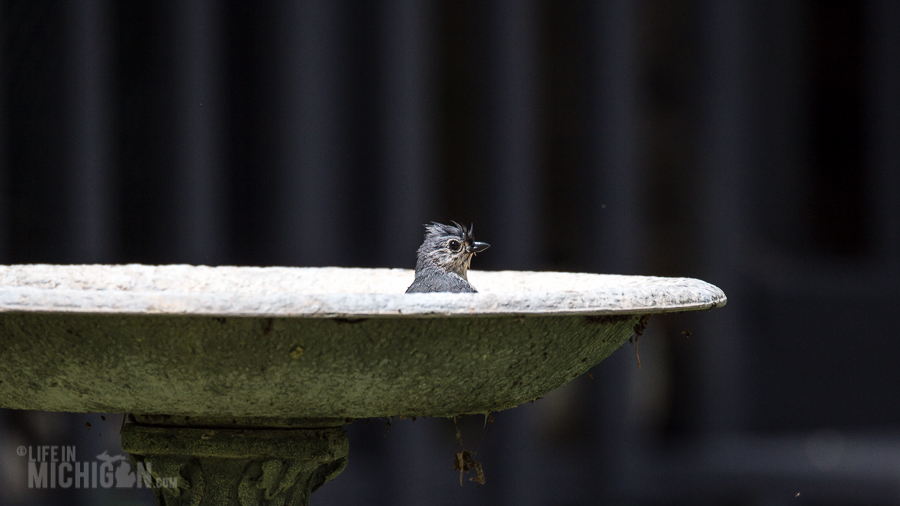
(0, 312), (639, 418)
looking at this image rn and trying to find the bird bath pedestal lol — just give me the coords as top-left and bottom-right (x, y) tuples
(0, 265), (725, 505)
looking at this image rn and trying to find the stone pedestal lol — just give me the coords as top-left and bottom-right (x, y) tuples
(121, 417), (348, 506)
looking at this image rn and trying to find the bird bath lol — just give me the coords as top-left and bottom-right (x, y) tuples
(0, 264), (725, 505)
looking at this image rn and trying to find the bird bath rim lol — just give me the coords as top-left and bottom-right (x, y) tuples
(0, 264), (726, 317)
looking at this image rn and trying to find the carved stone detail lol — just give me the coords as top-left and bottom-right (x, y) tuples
(122, 423), (348, 506)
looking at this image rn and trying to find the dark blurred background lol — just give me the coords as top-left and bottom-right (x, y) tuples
(1, 0), (899, 504)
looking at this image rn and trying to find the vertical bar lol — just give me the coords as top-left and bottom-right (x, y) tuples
(589, 0), (644, 498)
(387, 419), (447, 506)
(868, 0), (900, 273)
(0, 5), (6, 262)
(695, 0), (750, 432)
(171, 0), (225, 265)
(380, 0), (435, 268)
(486, 0), (541, 270)
(380, 1), (440, 503)
(592, 0), (642, 274)
(277, 0), (345, 267)
(65, 0), (114, 263)
(757, 0), (806, 251)
(484, 1), (542, 504)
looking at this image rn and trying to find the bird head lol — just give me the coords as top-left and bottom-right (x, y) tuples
(417, 221), (490, 279)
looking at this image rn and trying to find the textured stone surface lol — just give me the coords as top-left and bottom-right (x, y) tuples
(121, 424), (348, 506)
(0, 265), (727, 506)
(0, 264), (725, 317)
(0, 264), (726, 418)
(0, 312), (640, 417)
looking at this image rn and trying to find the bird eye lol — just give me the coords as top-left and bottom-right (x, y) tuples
(448, 240), (461, 252)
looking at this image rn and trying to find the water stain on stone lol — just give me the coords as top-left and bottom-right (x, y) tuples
(583, 314), (632, 326)
(333, 318), (368, 325)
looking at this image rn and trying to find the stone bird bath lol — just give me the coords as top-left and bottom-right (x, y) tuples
(0, 264), (725, 505)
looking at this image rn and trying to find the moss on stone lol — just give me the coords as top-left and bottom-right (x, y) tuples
(0, 313), (639, 418)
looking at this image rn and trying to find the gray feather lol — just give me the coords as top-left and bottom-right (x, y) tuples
(406, 222), (488, 293)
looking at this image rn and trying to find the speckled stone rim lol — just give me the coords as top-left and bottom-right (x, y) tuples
(0, 264), (726, 318)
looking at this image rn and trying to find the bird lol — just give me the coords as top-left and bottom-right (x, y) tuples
(406, 222), (490, 293)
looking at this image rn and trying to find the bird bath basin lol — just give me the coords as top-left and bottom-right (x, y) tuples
(0, 264), (725, 505)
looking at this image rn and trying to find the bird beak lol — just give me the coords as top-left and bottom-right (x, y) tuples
(467, 242), (490, 254)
